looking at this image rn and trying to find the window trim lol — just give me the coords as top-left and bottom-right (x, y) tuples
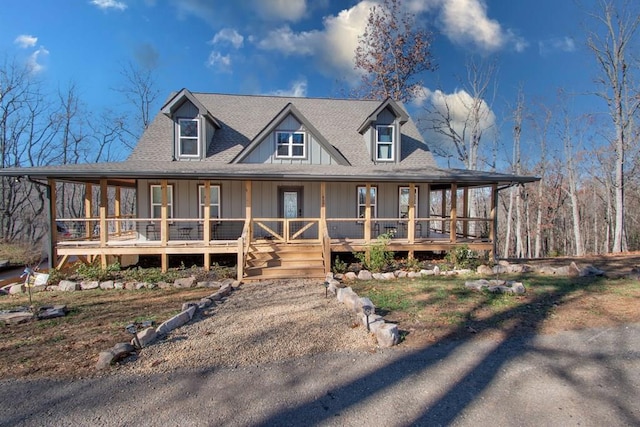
(275, 131), (306, 159)
(357, 185), (378, 218)
(198, 184), (221, 219)
(178, 117), (200, 158)
(399, 186), (419, 218)
(375, 125), (395, 162)
(150, 184), (174, 219)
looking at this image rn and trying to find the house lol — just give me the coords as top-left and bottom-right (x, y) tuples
(0, 90), (537, 280)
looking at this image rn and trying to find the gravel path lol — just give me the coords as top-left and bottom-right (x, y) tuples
(120, 279), (376, 375)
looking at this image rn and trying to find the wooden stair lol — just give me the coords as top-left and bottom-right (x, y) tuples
(243, 242), (326, 281)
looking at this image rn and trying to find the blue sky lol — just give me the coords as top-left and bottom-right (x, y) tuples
(0, 0), (603, 167)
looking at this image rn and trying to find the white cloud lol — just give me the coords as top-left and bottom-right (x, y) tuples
(27, 47), (49, 74)
(269, 78), (308, 97)
(90, 0), (127, 11)
(211, 28), (244, 49)
(257, 1), (374, 81)
(410, 0), (526, 53)
(206, 51), (232, 72)
(538, 36), (576, 56)
(14, 34), (38, 48)
(253, 0), (307, 22)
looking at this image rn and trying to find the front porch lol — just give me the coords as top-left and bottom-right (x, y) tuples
(51, 179), (498, 280)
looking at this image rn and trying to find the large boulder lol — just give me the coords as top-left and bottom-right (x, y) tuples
(58, 280), (79, 291)
(376, 323), (400, 347)
(173, 276), (197, 288)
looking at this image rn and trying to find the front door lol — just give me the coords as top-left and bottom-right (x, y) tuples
(279, 186), (303, 239)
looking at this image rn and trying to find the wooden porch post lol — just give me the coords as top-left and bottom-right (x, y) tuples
(364, 183), (371, 243)
(450, 184), (457, 243)
(204, 181), (211, 270)
(48, 179), (58, 269)
(320, 182), (326, 233)
(408, 183), (415, 258)
(490, 183), (498, 261)
(245, 180), (252, 238)
(462, 187), (469, 237)
(99, 179), (108, 269)
(114, 186), (121, 235)
(441, 188), (447, 234)
(85, 183), (92, 239)
(425, 184), (431, 238)
(160, 179), (169, 272)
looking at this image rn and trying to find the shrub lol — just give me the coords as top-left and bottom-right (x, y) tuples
(444, 245), (479, 269)
(333, 256), (348, 274)
(354, 232), (395, 272)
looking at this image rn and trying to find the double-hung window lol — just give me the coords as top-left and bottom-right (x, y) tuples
(178, 118), (199, 157)
(276, 131), (305, 159)
(399, 186), (419, 218)
(198, 185), (221, 219)
(150, 184), (174, 219)
(376, 125), (394, 161)
(357, 186), (377, 218)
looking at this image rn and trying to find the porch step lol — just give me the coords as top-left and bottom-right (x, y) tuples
(244, 242), (325, 280)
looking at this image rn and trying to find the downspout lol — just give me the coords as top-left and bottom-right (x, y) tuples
(25, 176), (54, 269)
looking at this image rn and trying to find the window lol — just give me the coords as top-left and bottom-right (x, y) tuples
(178, 118), (199, 157)
(150, 184), (173, 219)
(376, 125), (394, 161)
(357, 186), (377, 218)
(276, 131), (305, 159)
(198, 185), (221, 218)
(399, 186), (419, 218)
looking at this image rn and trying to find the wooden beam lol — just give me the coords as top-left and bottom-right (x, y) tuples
(490, 183), (498, 261)
(48, 179), (58, 269)
(99, 179), (108, 269)
(408, 183), (415, 258)
(203, 181), (211, 270)
(364, 183), (371, 243)
(441, 188), (447, 234)
(245, 180), (252, 241)
(160, 179), (168, 272)
(462, 187), (469, 237)
(450, 184), (457, 243)
(320, 181), (326, 237)
(85, 183), (92, 239)
(114, 186), (121, 235)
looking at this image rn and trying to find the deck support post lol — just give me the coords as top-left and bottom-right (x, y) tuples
(364, 183), (372, 264)
(160, 179), (169, 272)
(441, 188), (447, 234)
(114, 186), (121, 235)
(203, 181), (211, 271)
(99, 178), (108, 269)
(462, 187), (469, 237)
(85, 183), (92, 239)
(450, 184), (457, 244)
(490, 183), (498, 261)
(408, 183), (415, 259)
(48, 178), (58, 269)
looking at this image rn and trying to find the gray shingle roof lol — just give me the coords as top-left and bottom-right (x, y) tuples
(128, 92), (437, 168)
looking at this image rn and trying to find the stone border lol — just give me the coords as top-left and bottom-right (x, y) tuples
(96, 281), (240, 370)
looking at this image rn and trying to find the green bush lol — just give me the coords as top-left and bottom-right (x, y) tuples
(75, 262), (121, 281)
(354, 232), (395, 272)
(444, 245), (479, 269)
(333, 256), (348, 274)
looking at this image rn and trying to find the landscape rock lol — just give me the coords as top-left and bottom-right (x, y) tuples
(111, 342), (135, 361)
(407, 271), (422, 279)
(325, 272), (334, 282)
(361, 313), (384, 333)
(336, 287), (355, 303)
(396, 270), (408, 278)
(58, 280), (79, 292)
(334, 273), (344, 281)
(156, 281), (172, 289)
(342, 292), (361, 312)
(0, 311), (33, 324)
(420, 269), (434, 276)
(124, 282), (137, 290)
(343, 272), (357, 281)
(576, 263), (605, 277)
(135, 327), (157, 348)
(372, 273), (385, 280)
(99, 280), (114, 290)
(182, 302), (198, 312)
(376, 323), (400, 347)
(477, 265), (493, 275)
(492, 264), (508, 274)
(96, 351), (115, 370)
(156, 309), (193, 336)
(37, 305), (68, 320)
(220, 278), (235, 287)
(355, 297), (375, 315)
(9, 284), (25, 295)
(433, 265), (440, 275)
(174, 276), (197, 288)
(80, 280), (100, 290)
(358, 270), (373, 280)
(113, 282), (124, 289)
(382, 272), (396, 280)
(135, 282), (149, 290)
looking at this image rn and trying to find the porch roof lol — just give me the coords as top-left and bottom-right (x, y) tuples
(0, 161), (538, 188)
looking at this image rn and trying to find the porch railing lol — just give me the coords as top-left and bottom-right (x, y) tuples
(251, 218), (320, 242)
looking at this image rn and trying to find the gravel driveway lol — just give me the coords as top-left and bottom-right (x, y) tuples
(1, 279), (639, 426)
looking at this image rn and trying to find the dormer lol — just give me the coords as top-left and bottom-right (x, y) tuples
(160, 89), (221, 161)
(358, 98), (409, 164)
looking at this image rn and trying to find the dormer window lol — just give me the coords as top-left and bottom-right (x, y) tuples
(376, 125), (394, 161)
(276, 131), (305, 159)
(178, 118), (199, 157)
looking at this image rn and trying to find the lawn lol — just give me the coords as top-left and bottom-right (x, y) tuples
(0, 287), (216, 379)
(350, 274), (640, 345)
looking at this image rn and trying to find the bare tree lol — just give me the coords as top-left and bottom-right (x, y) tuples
(586, 0), (640, 252)
(353, 0), (436, 102)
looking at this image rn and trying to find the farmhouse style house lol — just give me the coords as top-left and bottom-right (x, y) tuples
(0, 89), (536, 280)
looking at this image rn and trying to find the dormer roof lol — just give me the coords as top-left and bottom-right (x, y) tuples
(160, 88), (221, 129)
(357, 98), (409, 134)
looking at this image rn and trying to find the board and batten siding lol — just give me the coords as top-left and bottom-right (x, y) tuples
(242, 114), (335, 165)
